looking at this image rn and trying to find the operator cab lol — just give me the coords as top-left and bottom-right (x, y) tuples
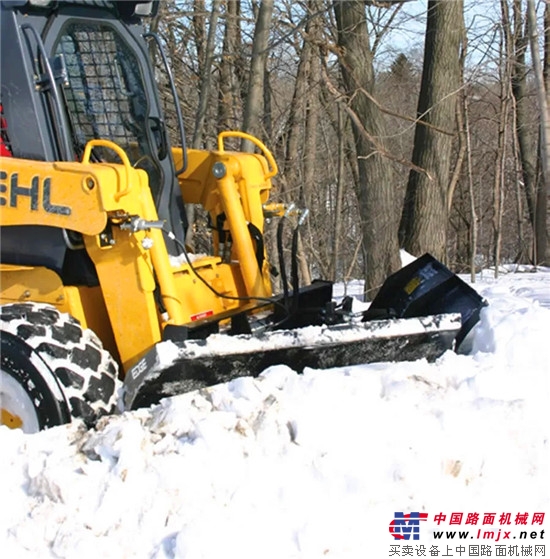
(0, 0), (187, 280)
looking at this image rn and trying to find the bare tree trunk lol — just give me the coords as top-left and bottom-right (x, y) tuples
(527, 0), (549, 264)
(333, 0), (400, 298)
(510, 0), (537, 263)
(297, 2), (323, 287)
(331, 104), (345, 281)
(278, 1), (325, 288)
(192, 0), (221, 148)
(185, 1), (221, 249)
(263, 61), (273, 140)
(185, 0), (206, 249)
(399, 0), (464, 263)
(277, 16), (312, 290)
(241, 0), (274, 152)
(527, 0), (550, 191)
(447, 27), (468, 216)
(282, 25), (310, 189)
(492, 101), (508, 277)
(318, 81), (358, 280)
(453, 25), (477, 280)
(512, 121), (527, 262)
(464, 95), (478, 283)
(511, 0), (537, 225)
(542, 0), (550, 264)
(192, 0), (206, 69)
(493, 0), (514, 277)
(301, 7), (321, 213)
(545, 0), (550, 112)
(218, 0), (242, 130)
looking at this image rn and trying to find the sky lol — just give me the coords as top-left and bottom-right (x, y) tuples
(0, 260), (549, 559)
(378, 0), (547, 73)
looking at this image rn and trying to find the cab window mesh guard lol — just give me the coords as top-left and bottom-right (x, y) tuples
(56, 23), (148, 165)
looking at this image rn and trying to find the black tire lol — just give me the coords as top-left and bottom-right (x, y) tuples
(0, 302), (120, 432)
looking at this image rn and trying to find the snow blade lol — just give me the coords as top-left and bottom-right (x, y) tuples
(124, 313), (462, 410)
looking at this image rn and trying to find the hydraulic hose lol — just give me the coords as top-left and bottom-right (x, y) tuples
(277, 216), (290, 309)
(291, 225), (300, 313)
(291, 209), (309, 313)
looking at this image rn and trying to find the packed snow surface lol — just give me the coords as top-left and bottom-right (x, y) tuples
(1, 265), (549, 558)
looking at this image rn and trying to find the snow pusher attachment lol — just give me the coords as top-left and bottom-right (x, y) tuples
(124, 256), (485, 410)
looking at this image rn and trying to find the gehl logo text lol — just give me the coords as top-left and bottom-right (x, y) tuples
(0, 172), (71, 215)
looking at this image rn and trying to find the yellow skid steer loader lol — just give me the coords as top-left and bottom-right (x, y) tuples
(0, 0), (485, 433)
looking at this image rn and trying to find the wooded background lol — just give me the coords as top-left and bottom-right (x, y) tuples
(149, 0), (549, 296)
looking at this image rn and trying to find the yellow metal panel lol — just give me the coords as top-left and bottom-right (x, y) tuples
(216, 163), (269, 298)
(175, 145), (273, 227)
(52, 159), (151, 216)
(175, 134), (276, 303)
(1, 409), (23, 430)
(171, 259), (242, 320)
(0, 158), (108, 235)
(173, 148), (214, 205)
(84, 229), (162, 373)
(0, 264), (66, 308)
(1, 142), (155, 237)
(63, 285), (120, 365)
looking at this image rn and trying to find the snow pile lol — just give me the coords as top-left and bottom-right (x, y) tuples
(0, 268), (549, 558)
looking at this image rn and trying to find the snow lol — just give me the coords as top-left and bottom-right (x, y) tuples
(1, 265), (549, 558)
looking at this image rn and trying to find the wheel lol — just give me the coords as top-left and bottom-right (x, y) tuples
(0, 303), (120, 433)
